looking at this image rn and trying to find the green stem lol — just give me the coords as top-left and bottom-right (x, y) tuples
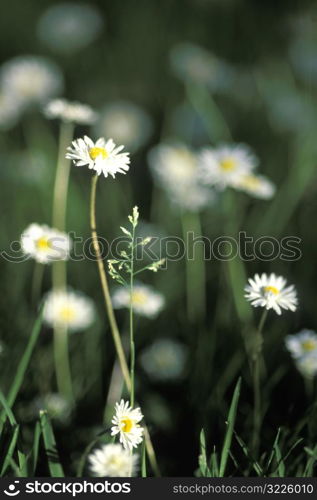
(252, 309), (268, 455)
(129, 225), (135, 408)
(31, 262), (44, 306)
(181, 211), (206, 323)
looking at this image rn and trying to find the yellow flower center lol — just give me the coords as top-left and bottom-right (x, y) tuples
(264, 286), (279, 295)
(301, 340), (317, 352)
(220, 157), (236, 171)
(59, 306), (76, 321)
(131, 291), (147, 305)
(121, 417), (134, 433)
(89, 147), (108, 160)
(36, 237), (51, 251)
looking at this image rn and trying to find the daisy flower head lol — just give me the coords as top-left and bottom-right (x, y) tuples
(43, 289), (95, 331)
(295, 352), (317, 379)
(33, 393), (71, 423)
(112, 283), (165, 318)
(148, 143), (214, 212)
(244, 273), (298, 315)
(89, 443), (138, 477)
(0, 56), (63, 107)
(21, 223), (71, 264)
(198, 143), (258, 190)
(111, 399), (144, 451)
(285, 330), (317, 359)
(66, 135), (130, 178)
(140, 339), (187, 381)
(232, 173), (276, 200)
(44, 99), (97, 125)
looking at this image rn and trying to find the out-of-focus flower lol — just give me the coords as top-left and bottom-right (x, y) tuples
(0, 91), (21, 130)
(37, 3), (104, 54)
(0, 56), (63, 108)
(94, 101), (153, 152)
(244, 273), (298, 315)
(148, 143), (214, 212)
(295, 353), (317, 379)
(170, 42), (233, 90)
(140, 339), (187, 381)
(66, 136), (130, 178)
(198, 144), (257, 190)
(33, 393), (71, 423)
(111, 399), (143, 451)
(285, 330), (317, 359)
(112, 283), (165, 318)
(43, 289), (95, 331)
(89, 444), (138, 477)
(232, 173), (275, 199)
(21, 223), (71, 264)
(44, 99), (97, 125)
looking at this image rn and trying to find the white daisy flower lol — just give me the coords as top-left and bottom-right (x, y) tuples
(140, 339), (187, 381)
(198, 144), (258, 190)
(244, 273), (298, 315)
(37, 3), (103, 54)
(285, 330), (317, 359)
(33, 393), (71, 423)
(94, 101), (153, 152)
(111, 399), (144, 451)
(66, 135), (130, 178)
(44, 99), (97, 124)
(0, 56), (63, 107)
(89, 443), (138, 477)
(43, 289), (95, 331)
(21, 223), (71, 264)
(232, 173), (276, 200)
(112, 284), (165, 318)
(148, 143), (214, 212)
(295, 353), (317, 379)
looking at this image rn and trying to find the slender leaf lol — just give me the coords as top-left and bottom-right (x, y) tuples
(219, 378), (241, 477)
(0, 425), (19, 476)
(40, 410), (64, 477)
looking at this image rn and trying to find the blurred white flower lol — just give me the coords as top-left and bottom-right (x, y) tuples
(148, 143), (214, 212)
(295, 353), (317, 379)
(44, 99), (97, 125)
(199, 144), (258, 190)
(285, 330), (317, 359)
(0, 56), (63, 107)
(111, 399), (144, 451)
(89, 443), (138, 477)
(244, 273), (298, 315)
(0, 91), (21, 130)
(232, 173), (275, 199)
(21, 223), (71, 264)
(140, 339), (187, 381)
(66, 135), (130, 178)
(33, 393), (71, 423)
(37, 3), (104, 54)
(43, 289), (95, 331)
(112, 283), (165, 318)
(170, 42), (232, 90)
(94, 101), (153, 152)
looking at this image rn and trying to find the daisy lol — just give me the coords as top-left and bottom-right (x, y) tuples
(140, 339), (187, 381)
(21, 223), (71, 264)
(111, 399), (144, 451)
(43, 289), (95, 331)
(0, 56), (63, 107)
(33, 393), (71, 423)
(232, 173), (276, 200)
(65, 135), (130, 178)
(295, 353), (317, 379)
(44, 98), (97, 124)
(285, 330), (317, 359)
(89, 444), (138, 477)
(198, 143), (258, 190)
(244, 273), (298, 315)
(112, 283), (165, 318)
(148, 143), (214, 212)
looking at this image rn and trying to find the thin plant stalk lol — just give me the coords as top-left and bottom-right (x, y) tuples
(252, 309), (268, 454)
(181, 211), (206, 323)
(31, 262), (44, 306)
(51, 120), (74, 403)
(90, 174), (160, 476)
(129, 222), (136, 407)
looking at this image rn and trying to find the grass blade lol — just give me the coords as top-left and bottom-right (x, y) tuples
(0, 389), (17, 430)
(219, 378), (241, 477)
(30, 422), (41, 476)
(0, 425), (19, 476)
(141, 440), (147, 477)
(40, 410), (64, 477)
